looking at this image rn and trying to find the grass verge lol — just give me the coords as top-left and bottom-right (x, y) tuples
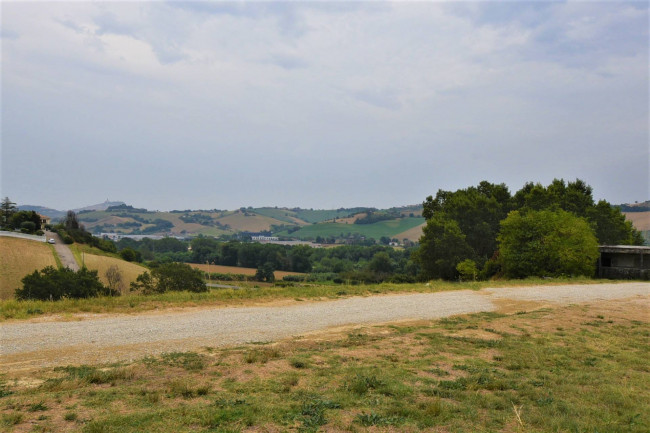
(0, 277), (609, 321)
(0, 299), (647, 432)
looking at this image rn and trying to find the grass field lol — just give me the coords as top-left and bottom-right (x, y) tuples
(276, 217), (426, 240)
(0, 238), (57, 300)
(1, 298), (647, 432)
(190, 264), (305, 279)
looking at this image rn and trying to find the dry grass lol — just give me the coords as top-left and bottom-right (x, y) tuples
(394, 221), (426, 242)
(622, 211), (650, 231)
(80, 254), (147, 290)
(190, 263), (305, 279)
(0, 238), (57, 300)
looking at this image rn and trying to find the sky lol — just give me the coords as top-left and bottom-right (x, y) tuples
(1, 1), (648, 211)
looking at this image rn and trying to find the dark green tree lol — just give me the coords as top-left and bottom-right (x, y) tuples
(416, 214), (474, 280)
(587, 200), (644, 245)
(1, 197), (17, 228)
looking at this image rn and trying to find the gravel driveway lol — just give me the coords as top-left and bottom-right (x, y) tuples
(1, 282), (647, 369)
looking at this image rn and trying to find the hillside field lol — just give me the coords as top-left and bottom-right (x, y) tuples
(0, 237), (57, 299)
(275, 217), (425, 240)
(190, 264), (305, 279)
(81, 254), (148, 291)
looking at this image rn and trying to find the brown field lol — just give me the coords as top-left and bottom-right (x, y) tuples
(394, 221), (426, 242)
(623, 211), (650, 231)
(0, 237), (57, 299)
(190, 263), (305, 279)
(82, 254), (148, 292)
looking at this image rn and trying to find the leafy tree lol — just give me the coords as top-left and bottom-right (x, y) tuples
(130, 263), (207, 294)
(587, 200), (644, 245)
(498, 209), (599, 278)
(415, 214), (474, 280)
(1, 197), (17, 228)
(154, 263), (207, 292)
(456, 259), (478, 281)
(120, 248), (139, 262)
(255, 262), (275, 282)
(368, 251), (393, 275)
(422, 181), (512, 265)
(130, 271), (159, 294)
(10, 211), (42, 232)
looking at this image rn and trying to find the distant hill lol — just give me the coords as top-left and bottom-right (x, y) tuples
(68, 204), (425, 242)
(617, 200), (650, 212)
(19, 200), (126, 221)
(17, 205), (66, 220)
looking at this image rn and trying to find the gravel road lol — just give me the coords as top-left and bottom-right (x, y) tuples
(1, 282), (647, 369)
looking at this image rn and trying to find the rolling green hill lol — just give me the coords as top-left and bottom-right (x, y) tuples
(275, 217), (425, 241)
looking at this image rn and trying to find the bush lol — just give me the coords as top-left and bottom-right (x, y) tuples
(456, 259), (478, 281)
(15, 266), (117, 300)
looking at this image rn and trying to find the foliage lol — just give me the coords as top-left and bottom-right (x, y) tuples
(1, 196), (17, 228)
(456, 259), (478, 281)
(419, 179), (642, 280)
(498, 209), (599, 278)
(15, 266), (116, 300)
(415, 214), (473, 280)
(255, 263), (275, 282)
(9, 210), (42, 232)
(131, 263), (207, 294)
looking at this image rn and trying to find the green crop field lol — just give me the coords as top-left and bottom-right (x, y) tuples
(276, 217), (426, 240)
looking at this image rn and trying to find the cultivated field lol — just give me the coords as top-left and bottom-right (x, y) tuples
(1, 296), (647, 432)
(394, 221), (426, 242)
(623, 211), (650, 231)
(0, 238), (57, 300)
(190, 264), (305, 279)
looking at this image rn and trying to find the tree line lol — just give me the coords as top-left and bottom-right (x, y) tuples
(416, 179), (642, 280)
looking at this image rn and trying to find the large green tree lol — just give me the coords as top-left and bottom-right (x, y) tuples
(422, 181), (512, 266)
(416, 214), (474, 280)
(497, 209), (599, 278)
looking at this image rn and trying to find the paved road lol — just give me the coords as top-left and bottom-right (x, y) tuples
(1, 282), (647, 369)
(45, 230), (79, 271)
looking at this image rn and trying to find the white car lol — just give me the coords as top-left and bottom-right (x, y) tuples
(48, 238), (55, 244)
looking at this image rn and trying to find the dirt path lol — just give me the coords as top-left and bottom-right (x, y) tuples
(1, 282), (647, 370)
(45, 230), (79, 271)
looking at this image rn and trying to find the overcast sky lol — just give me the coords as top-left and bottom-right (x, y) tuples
(2, 1), (648, 211)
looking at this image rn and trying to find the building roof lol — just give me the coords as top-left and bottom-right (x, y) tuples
(599, 245), (650, 254)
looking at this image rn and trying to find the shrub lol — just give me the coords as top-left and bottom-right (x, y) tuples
(15, 266), (116, 300)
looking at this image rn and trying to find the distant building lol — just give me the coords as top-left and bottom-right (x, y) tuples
(37, 214), (51, 227)
(597, 245), (650, 280)
(251, 235), (279, 242)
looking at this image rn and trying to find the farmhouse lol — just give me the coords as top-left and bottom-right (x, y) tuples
(597, 245), (650, 280)
(38, 213), (51, 227)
